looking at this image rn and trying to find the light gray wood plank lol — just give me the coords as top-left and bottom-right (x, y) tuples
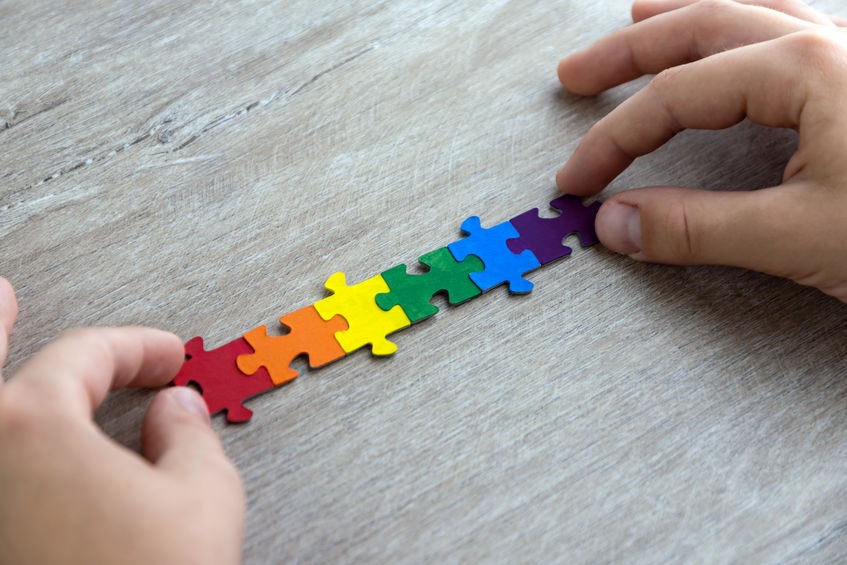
(3, 1), (847, 563)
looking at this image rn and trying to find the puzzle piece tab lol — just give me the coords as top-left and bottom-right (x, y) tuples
(172, 336), (274, 423)
(313, 272), (411, 356)
(375, 247), (484, 323)
(237, 306), (348, 386)
(447, 217), (541, 294)
(506, 194), (601, 264)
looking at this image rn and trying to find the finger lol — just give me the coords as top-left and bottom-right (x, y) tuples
(833, 15), (847, 27)
(12, 327), (184, 418)
(632, 0), (835, 25)
(559, 0), (816, 95)
(557, 32), (820, 196)
(595, 183), (846, 288)
(0, 278), (17, 339)
(0, 278), (18, 382)
(141, 387), (244, 502)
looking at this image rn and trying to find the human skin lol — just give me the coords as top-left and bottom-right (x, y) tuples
(556, 0), (847, 302)
(0, 277), (245, 565)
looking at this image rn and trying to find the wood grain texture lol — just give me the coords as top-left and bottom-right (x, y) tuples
(3, 1), (847, 562)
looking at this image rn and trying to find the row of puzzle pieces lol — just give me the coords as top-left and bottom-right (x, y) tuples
(172, 194), (601, 422)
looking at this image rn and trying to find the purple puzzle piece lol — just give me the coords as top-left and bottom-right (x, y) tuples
(506, 194), (601, 265)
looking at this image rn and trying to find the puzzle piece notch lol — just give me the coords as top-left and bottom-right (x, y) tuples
(447, 217), (541, 294)
(375, 247), (484, 323)
(172, 336), (274, 423)
(236, 305), (348, 386)
(506, 194), (601, 265)
(314, 272), (411, 356)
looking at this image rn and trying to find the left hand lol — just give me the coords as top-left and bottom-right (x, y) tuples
(0, 278), (246, 564)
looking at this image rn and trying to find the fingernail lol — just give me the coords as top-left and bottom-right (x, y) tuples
(170, 386), (211, 424)
(598, 201), (642, 255)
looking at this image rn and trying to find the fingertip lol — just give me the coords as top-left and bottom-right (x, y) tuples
(142, 386), (212, 464)
(555, 157), (609, 198)
(556, 56), (573, 88)
(159, 330), (188, 378)
(168, 385), (211, 424)
(556, 52), (598, 96)
(0, 278), (14, 296)
(0, 277), (18, 336)
(140, 330), (188, 386)
(555, 165), (568, 192)
(596, 199), (643, 256)
(142, 385), (242, 509)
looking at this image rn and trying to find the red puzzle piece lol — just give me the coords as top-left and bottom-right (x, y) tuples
(171, 336), (274, 423)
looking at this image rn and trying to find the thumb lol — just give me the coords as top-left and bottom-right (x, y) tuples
(596, 184), (841, 288)
(142, 386), (244, 497)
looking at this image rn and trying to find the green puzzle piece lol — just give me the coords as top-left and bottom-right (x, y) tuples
(376, 247), (484, 323)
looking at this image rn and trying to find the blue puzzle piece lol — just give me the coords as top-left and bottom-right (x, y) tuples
(447, 216), (541, 294)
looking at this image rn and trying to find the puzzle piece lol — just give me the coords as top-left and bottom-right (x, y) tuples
(172, 336), (274, 423)
(375, 247), (484, 323)
(506, 194), (601, 264)
(313, 272), (411, 355)
(447, 217), (541, 294)
(236, 306), (348, 386)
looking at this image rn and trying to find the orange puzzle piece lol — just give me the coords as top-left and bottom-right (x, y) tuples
(236, 305), (348, 386)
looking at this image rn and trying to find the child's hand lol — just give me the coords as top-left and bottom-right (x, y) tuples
(556, 0), (847, 301)
(0, 278), (245, 564)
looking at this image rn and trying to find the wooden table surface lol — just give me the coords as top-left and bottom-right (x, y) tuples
(3, 1), (847, 562)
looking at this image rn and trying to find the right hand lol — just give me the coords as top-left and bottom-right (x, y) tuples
(556, 0), (847, 302)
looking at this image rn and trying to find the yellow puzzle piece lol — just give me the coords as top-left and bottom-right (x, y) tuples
(313, 272), (411, 356)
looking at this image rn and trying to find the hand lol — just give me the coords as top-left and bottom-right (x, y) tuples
(0, 278), (245, 564)
(556, 0), (847, 301)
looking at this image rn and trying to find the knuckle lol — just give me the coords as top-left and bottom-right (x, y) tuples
(57, 327), (116, 365)
(57, 327), (104, 347)
(693, 0), (735, 15)
(753, 0), (794, 13)
(649, 65), (685, 94)
(642, 196), (701, 263)
(56, 326), (92, 341)
(782, 30), (847, 92)
(689, 1), (752, 58)
(784, 29), (844, 65)
(55, 328), (100, 356)
(646, 68), (686, 130)
(692, 0), (736, 28)
(676, 200), (699, 259)
(0, 387), (43, 438)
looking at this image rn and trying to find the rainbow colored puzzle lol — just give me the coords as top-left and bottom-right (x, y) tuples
(172, 194), (602, 422)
